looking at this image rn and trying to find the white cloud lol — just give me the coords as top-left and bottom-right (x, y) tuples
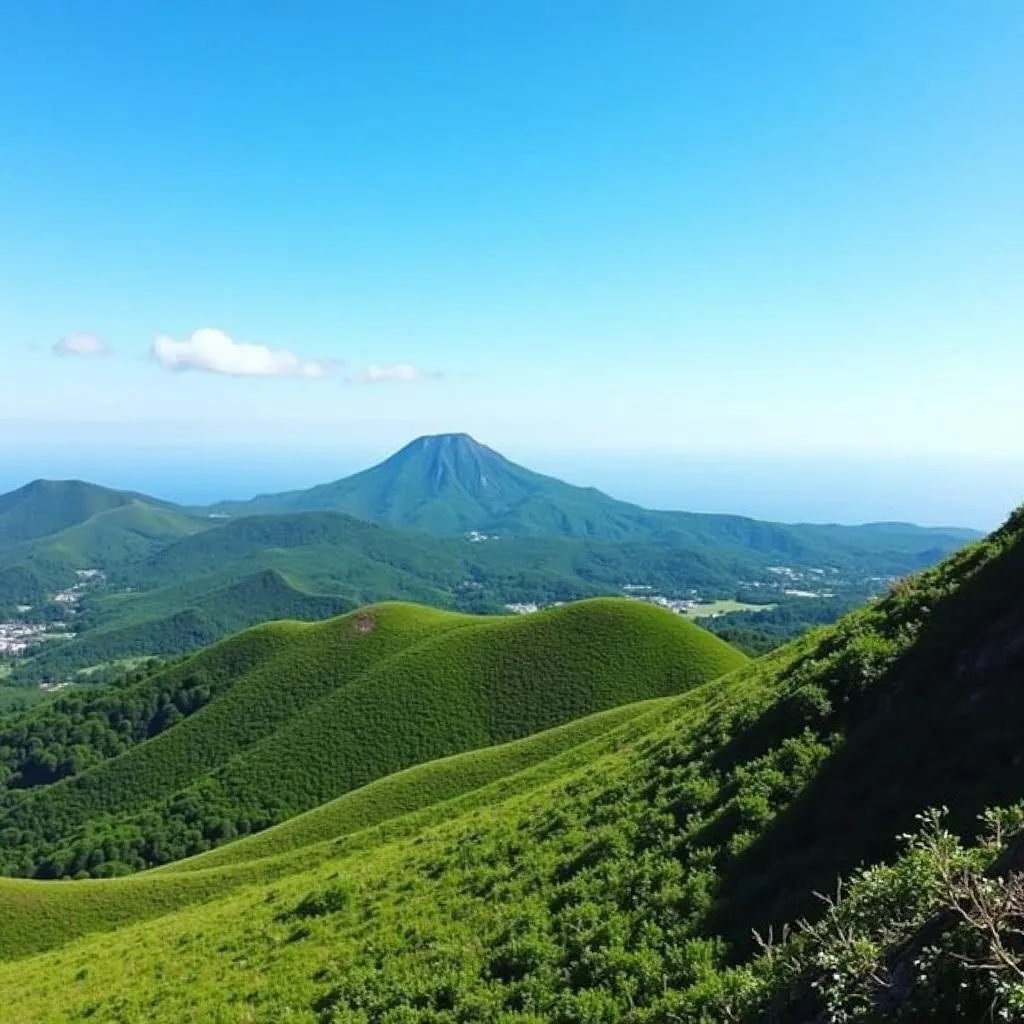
(151, 328), (331, 379)
(353, 363), (435, 384)
(53, 333), (107, 357)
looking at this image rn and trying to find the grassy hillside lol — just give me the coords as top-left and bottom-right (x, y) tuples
(0, 456), (976, 677)
(0, 479), (162, 546)
(11, 502), (971, 680)
(0, 599), (744, 878)
(0, 696), (681, 960)
(0, 509), (1019, 1021)
(0, 494), (207, 610)
(5, 510), (797, 678)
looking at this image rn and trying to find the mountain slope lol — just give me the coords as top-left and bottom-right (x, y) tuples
(0, 509), (1019, 1021)
(212, 433), (977, 567)
(16, 570), (354, 678)
(0, 487), (208, 610)
(0, 480), (177, 547)
(0, 598), (745, 877)
(7, 509), (813, 678)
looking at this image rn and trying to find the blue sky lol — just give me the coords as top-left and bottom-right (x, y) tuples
(1, 2), (1022, 524)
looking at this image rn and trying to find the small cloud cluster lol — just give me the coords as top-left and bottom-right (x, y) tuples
(151, 328), (331, 379)
(353, 362), (433, 384)
(49, 325), (438, 384)
(53, 333), (106, 358)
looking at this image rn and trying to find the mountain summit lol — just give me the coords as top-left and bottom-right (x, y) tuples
(211, 435), (978, 567)
(377, 433), (537, 502)
(0, 479), (176, 546)
(212, 433), (591, 535)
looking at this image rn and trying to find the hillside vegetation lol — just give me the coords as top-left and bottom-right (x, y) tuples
(0, 480), (173, 546)
(0, 484), (207, 611)
(0, 598), (744, 878)
(0, 507), (1019, 1021)
(13, 569), (353, 682)
(1, 509), (795, 679)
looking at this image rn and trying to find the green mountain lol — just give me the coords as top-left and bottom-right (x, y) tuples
(0, 479), (168, 546)
(0, 449), (979, 679)
(0, 598), (745, 878)
(3, 509), (822, 680)
(0, 483), (208, 610)
(212, 433), (978, 563)
(0, 508), (1019, 1021)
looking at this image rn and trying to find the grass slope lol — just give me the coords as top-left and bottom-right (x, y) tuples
(0, 510), (1019, 1021)
(0, 599), (745, 877)
(0, 696), (684, 960)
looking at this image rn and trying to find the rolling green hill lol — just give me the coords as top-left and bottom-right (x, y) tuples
(4, 509), (808, 679)
(0, 479), (174, 546)
(0, 451), (977, 679)
(0, 598), (745, 878)
(1, 500), (208, 569)
(212, 433), (978, 564)
(0, 485), (208, 610)
(0, 507), (1019, 1021)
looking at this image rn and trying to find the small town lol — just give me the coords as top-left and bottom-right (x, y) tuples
(0, 569), (103, 660)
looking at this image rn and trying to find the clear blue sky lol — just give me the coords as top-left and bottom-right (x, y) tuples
(1, 2), (1022, 524)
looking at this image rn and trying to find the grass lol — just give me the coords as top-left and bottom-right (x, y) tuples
(0, 598), (745, 877)
(0, 510), (1019, 1021)
(0, 694), (688, 960)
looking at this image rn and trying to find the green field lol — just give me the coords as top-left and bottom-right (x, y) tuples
(685, 598), (777, 618)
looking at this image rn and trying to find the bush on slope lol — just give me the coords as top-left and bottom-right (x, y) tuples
(0, 599), (744, 877)
(0, 509), (1020, 1021)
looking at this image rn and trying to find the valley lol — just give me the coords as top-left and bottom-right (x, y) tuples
(0, 435), (975, 684)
